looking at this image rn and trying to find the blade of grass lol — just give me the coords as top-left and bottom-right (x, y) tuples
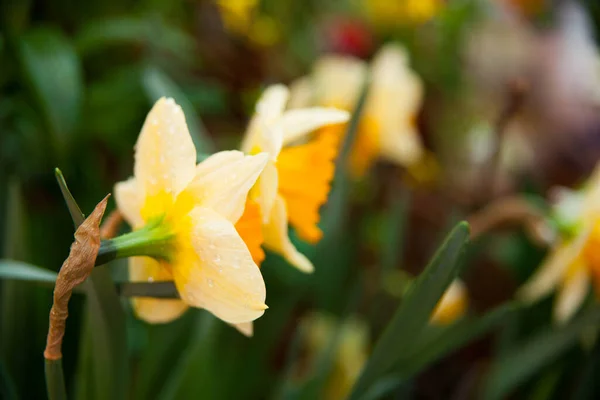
(348, 222), (471, 400)
(55, 168), (85, 228)
(482, 306), (600, 400)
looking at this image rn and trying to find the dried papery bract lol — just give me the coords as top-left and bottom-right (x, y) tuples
(100, 209), (123, 240)
(44, 195), (109, 360)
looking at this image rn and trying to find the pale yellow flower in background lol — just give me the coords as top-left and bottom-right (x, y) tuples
(430, 279), (469, 325)
(237, 84), (350, 273)
(302, 313), (370, 400)
(114, 97), (268, 326)
(363, 0), (444, 27)
(289, 44), (424, 177)
(518, 164), (600, 323)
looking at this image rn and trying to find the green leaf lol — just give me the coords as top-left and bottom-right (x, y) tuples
(142, 65), (214, 154)
(348, 222), (471, 400)
(54, 168), (85, 229)
(44, 359), (67, 400)
(83, 268), (128, 400)
(482, 306), (600, 400)
(0, 259), (58, 283)
(18, 27), (83, 157)
(395, 303), (516, 376)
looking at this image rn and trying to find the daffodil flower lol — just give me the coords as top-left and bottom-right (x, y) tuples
(237, 84), (350, 273)
(289, 44), (424, 177)
(430, 279), (469, 325)
(518, 166), (600, 323)
(114, 97), (269, 325)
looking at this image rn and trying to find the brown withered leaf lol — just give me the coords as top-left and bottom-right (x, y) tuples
(44, 195), (109, 360)
(100, 209), (123, 240)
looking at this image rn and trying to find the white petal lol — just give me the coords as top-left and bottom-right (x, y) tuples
(263, 195), (314, 273)
(129, 256), (188, 324)
(195, 150), (245, 177)
(134, 97), (197, 199)
(252, 161), (278, 224)
(114, 178), (143, 228)
(517, 231), (590, 303)
(187, 152), (268, 223)
(288, 77), (315, 109)
(255, 84), (289, 122)
(554, 261), (590, 324)
(280, 108), (350, 146)
(172, 207), (267, 324)
(233, 321), (254, 337)
(313, 55), (367, 110)
(378, 126), (424, 167)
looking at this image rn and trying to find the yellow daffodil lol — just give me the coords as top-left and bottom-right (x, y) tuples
(301, 313), (370, 400)
(289, 44), (424, 177)
(363, 0), (444, 28)
(430, 279), (469, 325)
(237, 84), (350, 273)
(114, 97), (269, 326)
(518, 165), (600, 323)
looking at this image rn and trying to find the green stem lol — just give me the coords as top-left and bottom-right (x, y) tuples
(45, 359), (67, 400)
(95, 219), (175, 266)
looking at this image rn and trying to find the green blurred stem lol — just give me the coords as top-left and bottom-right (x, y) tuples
(45, 359), (67, 400)
(95, 218), (175, 266)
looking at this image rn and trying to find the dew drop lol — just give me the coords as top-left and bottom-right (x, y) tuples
(207, 279), (214, 288)
(148, 277), (154, 283)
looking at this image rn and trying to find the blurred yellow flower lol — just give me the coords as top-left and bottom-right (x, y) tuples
(302, 313), (370, 400)
(363, 0), (444, 27)
(430, 279), (469, 325)
(215, 0), (258, 35)
(289, 44), (424, 177)
(114, 97), (268, 326)
(238, 84), (350, 273)
(518, 165), (600, 323)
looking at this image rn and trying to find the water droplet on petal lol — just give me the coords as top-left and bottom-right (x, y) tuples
(207, 279), (214, 288)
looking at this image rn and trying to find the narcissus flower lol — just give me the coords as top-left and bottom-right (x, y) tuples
(114, 97), (268, 325)
(289, 44), (424, 177)
(237, 84), (350, 272)
(518, 165), (600, 323)
(430, 279), (469, 325)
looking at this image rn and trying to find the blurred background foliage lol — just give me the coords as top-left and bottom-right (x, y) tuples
(3, 0), (600, 399)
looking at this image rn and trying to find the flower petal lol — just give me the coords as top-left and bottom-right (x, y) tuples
(430, 279), (468, 325)
(129, 256), (188, 324)
(263, 195), (314, 273)
(279, 108), (350, 146)
(378, 126), (424, 167)
(114, 178), (143, 228)
(277, 128), (340, 243)
(313, 55), (367, 110)
(172, 207), (267, 324)
(186, 152), (268, 223)
(195, 150), (246, 177)
(235, 199), (266, 265)
(517, 231), (589, 303)
(252, 161), (279, 224)
(241, 85), (288, 155)
(233, 321), (254, 337)
(288, 77), (315, 109)
(134, 97), (197, 200)
(554, 260), (590, 324)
